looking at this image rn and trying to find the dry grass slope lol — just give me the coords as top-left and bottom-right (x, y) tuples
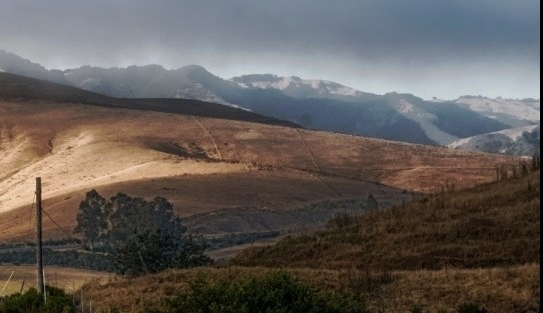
(77, 171), (540, 313)
(0, 265), (110, 296)
(0, 96), (518, 242)
(1, 73), (539, 313)
(80, 265), (539, 313)
(231, 170), (540, 270)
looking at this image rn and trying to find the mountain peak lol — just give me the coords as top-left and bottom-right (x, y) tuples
(229, 74), (370, 99)
(231, 74), (279, 82)
(178, 64), (210, 74)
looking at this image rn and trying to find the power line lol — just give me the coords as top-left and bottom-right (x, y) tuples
(41, 208), (88, 251)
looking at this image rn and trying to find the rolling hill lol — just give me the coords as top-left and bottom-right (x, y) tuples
(231, 169), (540, 270)
(3, 49), (537, 150)
(0, 72), (519, 245)
(77, 168), (540, 313)
(1, 57), (538, 313)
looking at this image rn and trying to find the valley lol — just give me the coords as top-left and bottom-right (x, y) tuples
(0, 69), (538, 313)
(0, 92), (517, 243)
(0, 2), (540, 312)
(1, 50), (539, 155)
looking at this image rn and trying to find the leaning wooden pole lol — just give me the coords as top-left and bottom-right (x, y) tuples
(35, 177), (45, 296)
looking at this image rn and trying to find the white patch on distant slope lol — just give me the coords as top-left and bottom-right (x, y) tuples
(308, 79), (321, 89)
(447, 136), (476, 149)
(331, 86), (360, 96)
(80, 78), (99, 88)
(392, 99), (459, 145)
(447, 125), (539, 155)
(229, 75), (363, 98)
(498, 124), (539, 141)
(174, 87), (248, 111)
(454, 96), (540, 122)
(447, 124), (539, 149)
(398, 99), (414, 113)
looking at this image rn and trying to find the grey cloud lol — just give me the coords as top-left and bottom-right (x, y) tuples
(0, 0), (539, 99)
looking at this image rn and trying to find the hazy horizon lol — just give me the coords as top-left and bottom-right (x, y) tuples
(0, 0), (539, 100)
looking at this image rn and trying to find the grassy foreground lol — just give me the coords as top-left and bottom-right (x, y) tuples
(0, 265), (110, 296)
(232, 170), (540, 270)
(79, 265), (539, 313)
(3, 169), (539, 312)
(1, 264), (537, 312)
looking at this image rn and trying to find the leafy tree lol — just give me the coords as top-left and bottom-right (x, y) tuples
(111, 229), (211, 276)
(73, 191), (212, 276)
(106, 194), (186, 246)
(73, 189), (108, 250)
(106, 193), (148, 244)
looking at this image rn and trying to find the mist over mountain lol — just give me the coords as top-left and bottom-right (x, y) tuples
(229, 74), (378, 101)
(451, 95), (540, 127)
(448, 124), (540, 157)
(1, 49), (538, 151)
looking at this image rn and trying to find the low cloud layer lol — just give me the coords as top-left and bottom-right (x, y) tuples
(0, 0), (539, 99)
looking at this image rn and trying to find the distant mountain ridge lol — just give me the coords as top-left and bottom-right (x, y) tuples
(447, 124), (540, 157)
(1, 49), (539, 153)
(229, 74), (378, 101)
(0, 71), (297, 128)
(450, 95), (540, 127)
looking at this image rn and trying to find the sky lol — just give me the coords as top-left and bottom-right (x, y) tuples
(0, 0), (540, 100)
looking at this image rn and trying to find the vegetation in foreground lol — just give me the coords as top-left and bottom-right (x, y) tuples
(0, 273), (500, 313)
(78, 159), (541, 312)
(1, 160), (539, 312)
(138, 271), (366, 313)
(0, 286), (74, 313)
(80, 265), (538, 313)
(232, 167), (540, 270)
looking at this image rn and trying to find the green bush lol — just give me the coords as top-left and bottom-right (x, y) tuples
(140, 271), (367, 313)
(457, 302), (488, 313)
(410, 306), (425, 313)
(0, 286), (74, 313)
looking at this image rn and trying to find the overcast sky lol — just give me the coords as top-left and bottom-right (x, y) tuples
(0, 0), (539, 100)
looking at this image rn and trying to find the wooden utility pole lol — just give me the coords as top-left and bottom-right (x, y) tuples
(35, 177), (45, 296)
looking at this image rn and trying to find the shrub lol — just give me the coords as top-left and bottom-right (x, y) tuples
(457, 302), (488, 313)
(0, 286), (74, 313)
(140, 271), (368, 313)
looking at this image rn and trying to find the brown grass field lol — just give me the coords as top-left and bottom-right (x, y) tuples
(1, 168), (534, 312)
(79, 264), (539, 313)
(0, 264), (110, 296)
(232, 171), (540, 270)
(0, 75), (538, 312)
(0, 99), (519, 242)
(76, 171), (539, 313)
